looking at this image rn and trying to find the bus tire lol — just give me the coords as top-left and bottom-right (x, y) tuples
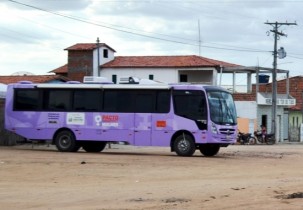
(199, 144), (220, 157)
(82, 141), (107, 153)
(173, 134), (196, 157)
(55, 130), (80, 152)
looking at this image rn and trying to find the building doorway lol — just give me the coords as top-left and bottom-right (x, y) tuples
(261, 115), (267, 129)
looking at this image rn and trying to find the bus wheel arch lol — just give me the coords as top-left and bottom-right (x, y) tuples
(171, 131), (196, 156)
(53, 128), (80, 152)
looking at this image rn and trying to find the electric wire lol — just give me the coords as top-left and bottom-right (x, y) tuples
(6, 0), (270, 53)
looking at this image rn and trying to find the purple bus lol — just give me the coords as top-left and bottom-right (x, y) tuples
(5, 80), (237, 156)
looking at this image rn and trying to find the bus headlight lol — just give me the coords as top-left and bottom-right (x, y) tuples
(211, 123), (218, 134)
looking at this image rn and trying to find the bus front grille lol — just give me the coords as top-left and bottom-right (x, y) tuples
(219, 128), (236, 135)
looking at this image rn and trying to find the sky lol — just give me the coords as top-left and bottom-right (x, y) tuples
(0, 0), (302, 85)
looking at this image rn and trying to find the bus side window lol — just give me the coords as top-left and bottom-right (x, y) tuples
(103, 90), (135, 112)
(156, 90), (170, 113)
(173, 90), (206, 120)
(73, 90), (101, 111)
(45, 90), (71, 111)
(14, 89), (40, 111)
(135, 91), (155, 113)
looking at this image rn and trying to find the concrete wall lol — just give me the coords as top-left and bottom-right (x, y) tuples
(289, 110), (301, 141)
(93, 47), (115, 76)
(100, 67), (178, 83)
(257, 105), (285, 142)
(0, 98), (23, 145)
(100, 67), (217, 84)
(235, 101), (257, 134)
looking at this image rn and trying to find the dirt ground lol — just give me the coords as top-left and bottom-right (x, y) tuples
(1, 143), (303, 210)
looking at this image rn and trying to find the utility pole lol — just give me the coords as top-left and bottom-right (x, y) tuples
(96, 37), (100, 77)
(265, 21), (297, 141)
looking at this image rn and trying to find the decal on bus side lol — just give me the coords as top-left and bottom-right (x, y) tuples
(94, 115), (119, 127)
(156, 120), (166, 127)
(66, 113), (85, 125)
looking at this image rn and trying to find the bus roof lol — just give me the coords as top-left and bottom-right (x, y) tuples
(11, 81), (229, 92)
(36, 83), (171, 90)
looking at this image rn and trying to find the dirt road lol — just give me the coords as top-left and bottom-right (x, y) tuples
(0, 143), (303, 210)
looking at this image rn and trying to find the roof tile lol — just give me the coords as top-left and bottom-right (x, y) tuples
(49, 64), (67, 74)
(101, 55), (239, 68)
(0, 75), (70, 84)
(65, 43), (116, 52)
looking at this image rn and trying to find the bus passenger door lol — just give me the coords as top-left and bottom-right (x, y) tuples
(134, 113), (152, 146)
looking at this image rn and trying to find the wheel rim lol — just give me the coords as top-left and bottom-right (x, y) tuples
(59, 135), (71, 149)
(178, 139), (190, 153)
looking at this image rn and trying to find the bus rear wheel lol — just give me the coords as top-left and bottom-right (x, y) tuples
(199, 144), (220, 157)
(55, 130), (80, 152)
(173, 134), (196, 157)
(82, 141), (107, 153)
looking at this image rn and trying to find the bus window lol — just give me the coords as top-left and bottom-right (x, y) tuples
(173, 90), (206, 120)
(207, 91), (237, 125)
(14, 89), (40, 111)
(103, 90), (135, 112)
(73, 90), (101, 111)
(45, 89), (71, 111)
(136, 92), (155, 113)
(156, 90), (170, 113)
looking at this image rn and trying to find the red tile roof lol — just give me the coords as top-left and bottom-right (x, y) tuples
(49, 64), (67, 74)
(101, 55), (240, 68)
(51, 55), (240, 74)
(0, 75), (70, 84)
(65, 43), (116, 52)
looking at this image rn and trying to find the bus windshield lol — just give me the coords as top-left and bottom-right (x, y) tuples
(207, 90), (237, 125)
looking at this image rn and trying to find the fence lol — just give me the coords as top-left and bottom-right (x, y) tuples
(289, 125), (300, 142)
(0, 98), (23, 145)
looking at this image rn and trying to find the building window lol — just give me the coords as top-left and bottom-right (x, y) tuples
(149, 74), (154, 80)
(180, 74), (188, 82)
(103, 49), (108, 58)
(112, 75), (117, 84)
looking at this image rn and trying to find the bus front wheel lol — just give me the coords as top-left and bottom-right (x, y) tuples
(199, 144), (220, 157)
(55, 130), (80, 152)
(82, 141), (107, 153)
(173, 134), (196, 157)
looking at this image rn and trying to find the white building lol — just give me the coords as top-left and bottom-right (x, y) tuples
(51, 43), (240, 85)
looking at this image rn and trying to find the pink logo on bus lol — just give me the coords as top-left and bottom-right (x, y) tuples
(102, 115), (119, 122)
(94, 115), (119, 126)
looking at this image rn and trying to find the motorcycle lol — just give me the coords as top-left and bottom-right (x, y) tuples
(237, 131), (256, 145)
(253, 130), (275, 145)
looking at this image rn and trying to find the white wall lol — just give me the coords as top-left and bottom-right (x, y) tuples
(93, 47), (115, 76)
(179, 70), (213, 83)
(235, 101), (257, 119)
(100, 68), (178, 83)
(100, 67), (218, 84)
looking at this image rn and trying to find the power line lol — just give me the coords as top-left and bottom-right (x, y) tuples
(288, 55), (303, 59)
(6, 0), (270, 53)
